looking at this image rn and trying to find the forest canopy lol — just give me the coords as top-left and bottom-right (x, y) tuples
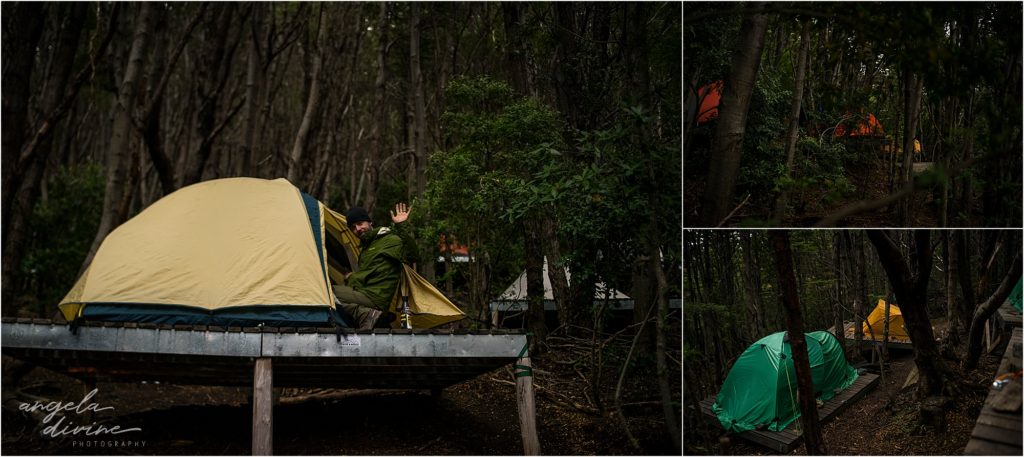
(1, 2), (682, 330)
(684, 2), (1023, 227)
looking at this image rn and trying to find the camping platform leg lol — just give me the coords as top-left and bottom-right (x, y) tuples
(253, 358), (273, 456)
(984, 319), (992, 353)
(515, 354), (541, 455)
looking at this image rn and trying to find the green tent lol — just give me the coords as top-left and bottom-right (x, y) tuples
(1010, 277), (1022, 312)
(711, 331), (858, 433)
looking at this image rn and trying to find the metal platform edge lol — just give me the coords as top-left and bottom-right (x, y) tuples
(1, 320), (528, 359)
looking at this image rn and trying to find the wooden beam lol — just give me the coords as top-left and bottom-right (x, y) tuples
(515, 355), (541, 455)
(253, 358), (273, 455)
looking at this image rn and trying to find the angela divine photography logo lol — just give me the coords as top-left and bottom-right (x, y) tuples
(18, 387), (146, 448)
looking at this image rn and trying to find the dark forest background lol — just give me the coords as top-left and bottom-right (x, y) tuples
(683, 229), (1022, 453)
(1, 2), (682, 334)
(684, 2), (1022, 227)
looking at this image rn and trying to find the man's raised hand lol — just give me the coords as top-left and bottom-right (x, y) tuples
(390, 202), (411, 224)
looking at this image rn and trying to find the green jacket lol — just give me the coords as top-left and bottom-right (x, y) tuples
(347, 224), (417, 308)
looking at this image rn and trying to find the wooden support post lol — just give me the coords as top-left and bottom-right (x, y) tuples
(253, 358), (273, 456)
(984, 319), (992, 353)
(515, 355), (541, 455)
(491, 309), (499, 327)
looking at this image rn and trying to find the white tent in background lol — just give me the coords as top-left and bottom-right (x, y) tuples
(488, 258), (633, 325)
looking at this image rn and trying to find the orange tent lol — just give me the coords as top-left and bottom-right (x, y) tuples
(834, 112), (884, 137)
(844, 299), (910, 343)
(697, 80), (723, 124)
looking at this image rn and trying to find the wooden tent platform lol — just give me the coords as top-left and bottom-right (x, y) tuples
(965, 327), (1022, 455)
(984, 301), (1022, 353)
(1, 318), (539, 455)
(833, 322), (914, 350)
(996, 300), (1022, 329)
(699, 373), (880, 453)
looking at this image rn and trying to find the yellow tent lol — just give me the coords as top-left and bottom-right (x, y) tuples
(390, 264), (466, 329)
(848, 299), (910, 342)
(59, 177), (463, 329)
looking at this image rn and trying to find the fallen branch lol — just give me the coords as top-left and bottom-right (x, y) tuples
(814, 151), (1000, 227)
(487, 375), (601, 416)
(278, 388), (404, 405)
(615, 298), (658, 451)
(813, 183), (916, 227)
(716, 193), (751, 228)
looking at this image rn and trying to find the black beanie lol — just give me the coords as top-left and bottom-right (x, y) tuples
(346, 207), (372, 227)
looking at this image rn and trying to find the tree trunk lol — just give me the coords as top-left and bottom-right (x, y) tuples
(2, 3), (86, 315)
(741, 232), (766, 337)
(866, 230), (949, 398)
(833, 232), (849, 357)
(524, 226), (548, 349)
(964, 252), (1022, 369)
(944, 231), (962, 345)
(631, 253), (656, 352)
(242, 3), (264, 177)
(501, 3), (530, 95)
(955, 230), (976, 334)
(769, 231), (827, 455)
(700, 3), (768, 226)
(140, 9), (175, 196)
(364, 2), (389, 210)
(180, 4), (236, 187)
(1, 2), (46, 251)
(83, 3), (154, 273)
(409, 3), (426, 196)
(650, 234), (680, 452)
(854, 231), (867, 357)
(773, 20), (810, 220)
(552, 3), (583, 130)
(287, 6), (326, 186)
(137, 5), (206, 197)
(541, 219), (573, 329)
(882, 297), (891, 361)
(407, 3), (434, 282)
(898, 71), (923, 225)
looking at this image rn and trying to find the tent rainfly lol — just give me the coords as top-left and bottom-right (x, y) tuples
(696, 80), (723, 124)
(712, 331), (859, 433)
(846, 299), (910, 343)
(834, 112), (885, 137)
(59, 177), (464, 328)
(488, 257), (632, 313)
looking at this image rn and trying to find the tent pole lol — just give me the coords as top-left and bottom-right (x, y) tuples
(253, 358), (274, 455)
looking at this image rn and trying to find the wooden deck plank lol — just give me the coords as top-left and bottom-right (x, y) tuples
(834, 323), (915, 350)
(970, 424), (1023, 447)
(965, 438), (1022, 456)
(966, 327), (1022, 456)
(975, 412), (1023, 432)
(996, 301), (1022, 328)
(699, 373), (880, 453)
